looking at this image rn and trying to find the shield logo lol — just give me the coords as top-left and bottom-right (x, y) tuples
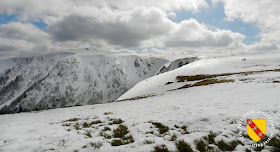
(247, 119), (266, 142)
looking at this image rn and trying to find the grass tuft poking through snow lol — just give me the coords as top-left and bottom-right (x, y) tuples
(112, 118), (124, 124)
(113, 124), (129, 138)
(153, 145), (170, 152)
(84, 131), (92, 138)
(104, 112), (113, 115)
(146, 131), (154, 134)
(111, 139), (123, 146)
(111, 135), (134, 146)
(63, 118), (80, 122)
(150, 122), (169, 135)
(90, 141), (103, 149)
(82, 122), (89, 128)
(203, 131), (218, 144)
(169, 134), (177, 141)
(122, 134), (134, 144)
(216, 140), (238, 151)
(111, 124), (134, 146)
(89, 119), (102, 125)
(195, 139), (207, 152)
(176, 140), (193, 152)
(103, 126), (111, 131)
(268, 135), (280, 152)
(180, 125), (190, 134)
(74, 123), (80, 130)
(99, 131), (112, 139)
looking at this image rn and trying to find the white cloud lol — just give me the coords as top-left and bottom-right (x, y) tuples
(166, 19), (245, 48)
(0, 22), (51, 54)
(0, 0), (72, 21)
(0, 0), (208, 21)
(0, 22), (49, 43)
(2, 0), (275, 59)
(0, 38), (34, 52)
(213, 0), (280, 51)
(167, 12), (177, 18)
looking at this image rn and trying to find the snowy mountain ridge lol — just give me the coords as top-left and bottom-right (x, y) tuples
(0, 52), (168, 114)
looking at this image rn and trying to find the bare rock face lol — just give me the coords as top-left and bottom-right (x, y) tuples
(0, 52), (168, 114)
(156, 57), (198, 75)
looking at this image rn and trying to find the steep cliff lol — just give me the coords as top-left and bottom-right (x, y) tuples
(0, 52), (167, 114)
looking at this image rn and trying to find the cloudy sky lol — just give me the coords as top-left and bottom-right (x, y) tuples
(0, 0), (279, 59)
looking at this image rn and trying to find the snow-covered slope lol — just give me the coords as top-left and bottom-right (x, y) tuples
(0, 52), (168, 114)
(156, 57), (198, 75)
(0, 53), (279, 152)
(118, 54), (280, 100)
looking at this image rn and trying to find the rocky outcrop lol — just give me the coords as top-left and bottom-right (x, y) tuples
(156, 57), (198, 75)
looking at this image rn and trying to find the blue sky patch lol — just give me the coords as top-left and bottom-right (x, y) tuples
(171, 1), (260, 45)
(0, 14), (47, 30)
(0, 14), (17, 24)
(30, 20), (47, 30)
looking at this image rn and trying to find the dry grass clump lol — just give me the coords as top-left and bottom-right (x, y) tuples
(111, 124), (134, 146)
(180, 125), (190, 134)
(176, 68), (280, 82)
(116, 94), (156, 102)
(104, 112), (113, 115)
(99, 131), (112, 139)
(176, 140), (193, 152)
(90, 142), (103, 149)
(153, 145), (170, 152)
(178, 79), (234, 89)
(111, 139), (123, 146)
(195, 139), (207, 152)
(216, 140), (239, 151)
(90, 119), (102, 125)
(63, 118), (80, 122)
(177, 74), (221, 82)
(113, 124), (129, 138)
(267, 135), (280, 152)
(203, 131), (218, 144)
(151, 122), (169, 135)
(112, 118), (123, 124)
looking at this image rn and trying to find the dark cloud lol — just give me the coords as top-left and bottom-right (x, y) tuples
(47, 8), (174, 47)
(0, 45), (17, 52)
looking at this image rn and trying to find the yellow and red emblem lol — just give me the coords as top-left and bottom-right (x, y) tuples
(247, 119), (266, 142)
